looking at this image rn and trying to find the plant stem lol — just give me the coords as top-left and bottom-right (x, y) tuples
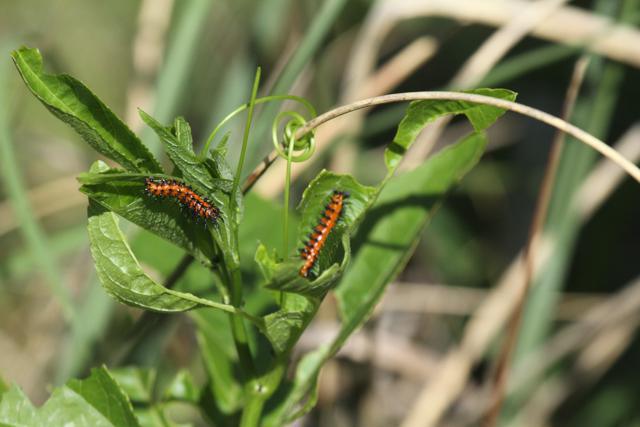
(201, 94), (315, 157)
(230, 67), (261, 209)
(226, 68), (261, 383)
(282, 132), (296, 256)
(228, 265), (262, 425)
(223, 261), (257, 375)
(240, 394), (266, 427)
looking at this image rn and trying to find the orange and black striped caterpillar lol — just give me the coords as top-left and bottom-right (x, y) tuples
(299, 190), (348, 278)
(144, 177), (220, 226)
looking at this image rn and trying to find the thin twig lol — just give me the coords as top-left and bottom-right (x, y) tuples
(481, 56), (590, 427)
(330, 36), (439, 174)
(242, 91), (640, 197)
(241, 150), (279, 194)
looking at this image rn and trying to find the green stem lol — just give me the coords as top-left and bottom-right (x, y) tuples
(226, 68), (261, 384)
(222, 258), (257, 380)
(200, 94), (315, 158)
(164, 287), (262, 325)
(278, 130), (297, 307)
(240, 394), (266, 427)
(241, 359), (287, 427)
(229, 312), (256, 380)
(230, 67), (262, 211)
(282, 131), (296, 256)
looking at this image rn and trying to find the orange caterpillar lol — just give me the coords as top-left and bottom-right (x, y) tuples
(144, 177), (220, 225)
(299, 190), (348, 278)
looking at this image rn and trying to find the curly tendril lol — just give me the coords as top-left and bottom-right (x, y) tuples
(272, 110), (316, 162)
(200, 95), (316, 160)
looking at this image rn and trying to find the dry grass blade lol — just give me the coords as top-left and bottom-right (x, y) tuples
(409, 0), (574, 165)
(451, 0), (572, 88)
(296, 322), (440, 380)
(125, 0), (175, 131)
(0, 176), (83, 238)
(506, 275), (640, 426)
(481, 55), (589, 427)
(574, 123), (640, 217)
(381, 0), (640, 68)
(381, 282), (606, 321)
(249, 0), (640, 196)
(398, 234), (555, 427)
(398, 125), (640, 427)
(510, 275), (640, 399)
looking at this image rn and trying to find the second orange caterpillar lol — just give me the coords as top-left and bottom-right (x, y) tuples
(299, 190), (348, 278)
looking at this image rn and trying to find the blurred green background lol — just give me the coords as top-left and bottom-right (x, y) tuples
(1, 0), (639, 426)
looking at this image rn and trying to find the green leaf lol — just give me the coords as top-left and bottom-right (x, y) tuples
(137, 112), (239, 262)
(66, 367), (141, 427)
(163, 371), (200, 403)
(261, 293), (320, 354)
(206, 135), (235, 181)
(256, 171), (376, 297)
(192, 310), (243, 415)
(338, 132), (488, 326)
(86, 199), (239, 315)
(11, 47), (161, 173)
(265, 132), (489, 425)
(255, 244), (337, 299)
(255, 172), (375, 354)
(139, 111), (232, 194)
(385, 88), (516, 170)
(108, 368), (201, 426)
(134, 408), (189, 427)
(110, 367), (156, 403)
(0, 367), (140, 427)
(131, 409), (165, 427)
(238, 193), (299, 270)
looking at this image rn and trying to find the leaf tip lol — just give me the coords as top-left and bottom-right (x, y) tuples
(10, 45), (42, 67)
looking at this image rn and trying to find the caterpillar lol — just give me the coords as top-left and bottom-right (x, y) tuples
(144, 177), (220, 225)
(299, 190), (348, 278)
